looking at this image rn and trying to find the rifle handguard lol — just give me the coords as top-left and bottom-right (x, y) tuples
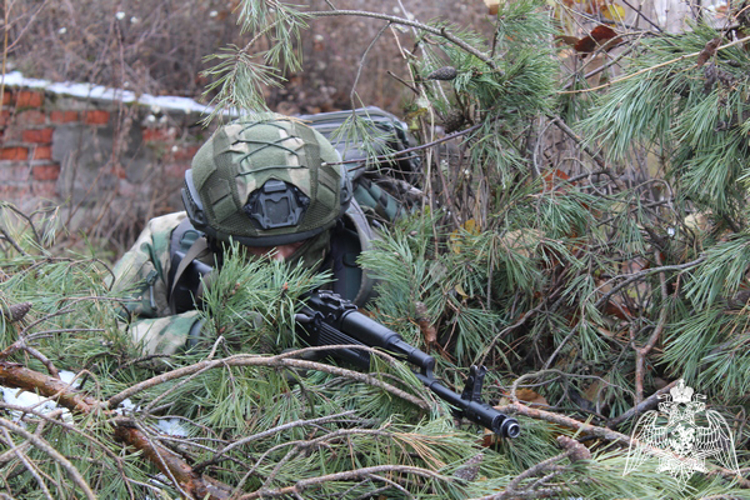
(299, 290), (521, 438)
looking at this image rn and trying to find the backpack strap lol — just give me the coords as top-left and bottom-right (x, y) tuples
(329, 199), (379, 306)
(168, 218), (213, 314)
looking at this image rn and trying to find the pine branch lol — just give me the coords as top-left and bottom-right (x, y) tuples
(498, 402), (750, 487)
(107, 348), (432, 411)
(0, 400), (131, 478)
(309, 10), (499, 71)
(349, 22), (391, 110)
(193, 411), (358, 473)
(0, 360), (235, 499)
(593, 257), (705, 310)
(0, 362), (99, 413)
(548, 116), (618, 186)
(0, 203), (43, 246)
(0, 418), (97, 499)
(113, 420), (232, 500)
(498, 402), (631, 444)
(561, 34), (750, 95)
(329, 121), (483, 168)
(1, 428), (56, 500)
(607, 380), (678, 428)
(472, 448), (571, 500)
(236, 465), (449, 499)
(632, 252), (673, 404)
(0, 223), (27, 256)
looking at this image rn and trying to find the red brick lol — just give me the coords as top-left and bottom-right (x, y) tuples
(32, 181), (57, 198)
(32, 145), (52, 160)
(0, 165), (29, 182)
(1, 91), (11, 106)
(142, 127), (175, 142)
(50, 110), (79, 123)
(83, 110), (110, 125)
(0, 128), (21, 142)
(0, 147), (28, 161)
(32, 163), (60, 181)
(17, 110), (46, 126)
(0, 110), (11, 127)
(15, 91), (44, 108)
(22, 128), (54, 144)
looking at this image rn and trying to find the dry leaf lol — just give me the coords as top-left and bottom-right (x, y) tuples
(484, 0), (501, 15)
(541, 168), (571, 193)
(555, 35), (582, 47)
(498, 229), (541, 259)
(602, 3), (626, 20)
(573, 25), (621, 54)
(481, 428), (497, 447)
(449, 218), (480, 254)
(697, 37), (721, 67)
(515, 388), (549, 407)
(415, 301), (437, 347)
(583, 378), (605, 402)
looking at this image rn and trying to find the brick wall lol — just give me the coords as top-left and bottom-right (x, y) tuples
(0, 78), (215, 245)
(0, 90), (60, 202)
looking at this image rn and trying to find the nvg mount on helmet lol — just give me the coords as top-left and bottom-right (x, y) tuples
(243, 179), (310, 230)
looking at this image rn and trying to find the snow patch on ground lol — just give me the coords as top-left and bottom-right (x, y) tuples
(0, 371), (189, 436)
(156, 418), (189, 437)
(0, 370), (78, 419)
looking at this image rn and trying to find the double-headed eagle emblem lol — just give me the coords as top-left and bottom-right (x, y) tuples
(624, 379), (739, 484)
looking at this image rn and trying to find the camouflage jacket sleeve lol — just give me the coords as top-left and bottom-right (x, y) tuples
(111, 211), (201, 355)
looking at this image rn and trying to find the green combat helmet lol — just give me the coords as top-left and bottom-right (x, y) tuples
(182, 116), (352, 246)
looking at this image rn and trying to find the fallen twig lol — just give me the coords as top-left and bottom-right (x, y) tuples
(107, 347), (432, 411)
(0, 361), (234, 499)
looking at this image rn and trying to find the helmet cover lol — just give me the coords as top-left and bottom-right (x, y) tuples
(182, 116), (352, 246)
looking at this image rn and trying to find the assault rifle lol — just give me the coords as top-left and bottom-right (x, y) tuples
(172, 254), (520, 438)
(295, 290), (521, 439)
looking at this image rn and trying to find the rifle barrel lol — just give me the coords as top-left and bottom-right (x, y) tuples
(299, 291), (521, 439)
(416, 373), (520, 438)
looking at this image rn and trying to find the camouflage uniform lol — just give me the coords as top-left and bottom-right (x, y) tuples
(112, 113), (415, 356)
(112, 203), (377, 355)
(111, 212), (202, 355)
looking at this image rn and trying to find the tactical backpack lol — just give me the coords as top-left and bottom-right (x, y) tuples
(299, 106), (421, 225)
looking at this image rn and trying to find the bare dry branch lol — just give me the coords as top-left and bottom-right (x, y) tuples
(107, 348), (432, 411)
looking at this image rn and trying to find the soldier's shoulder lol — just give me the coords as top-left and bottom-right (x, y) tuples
(143, 211), (187, 235)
